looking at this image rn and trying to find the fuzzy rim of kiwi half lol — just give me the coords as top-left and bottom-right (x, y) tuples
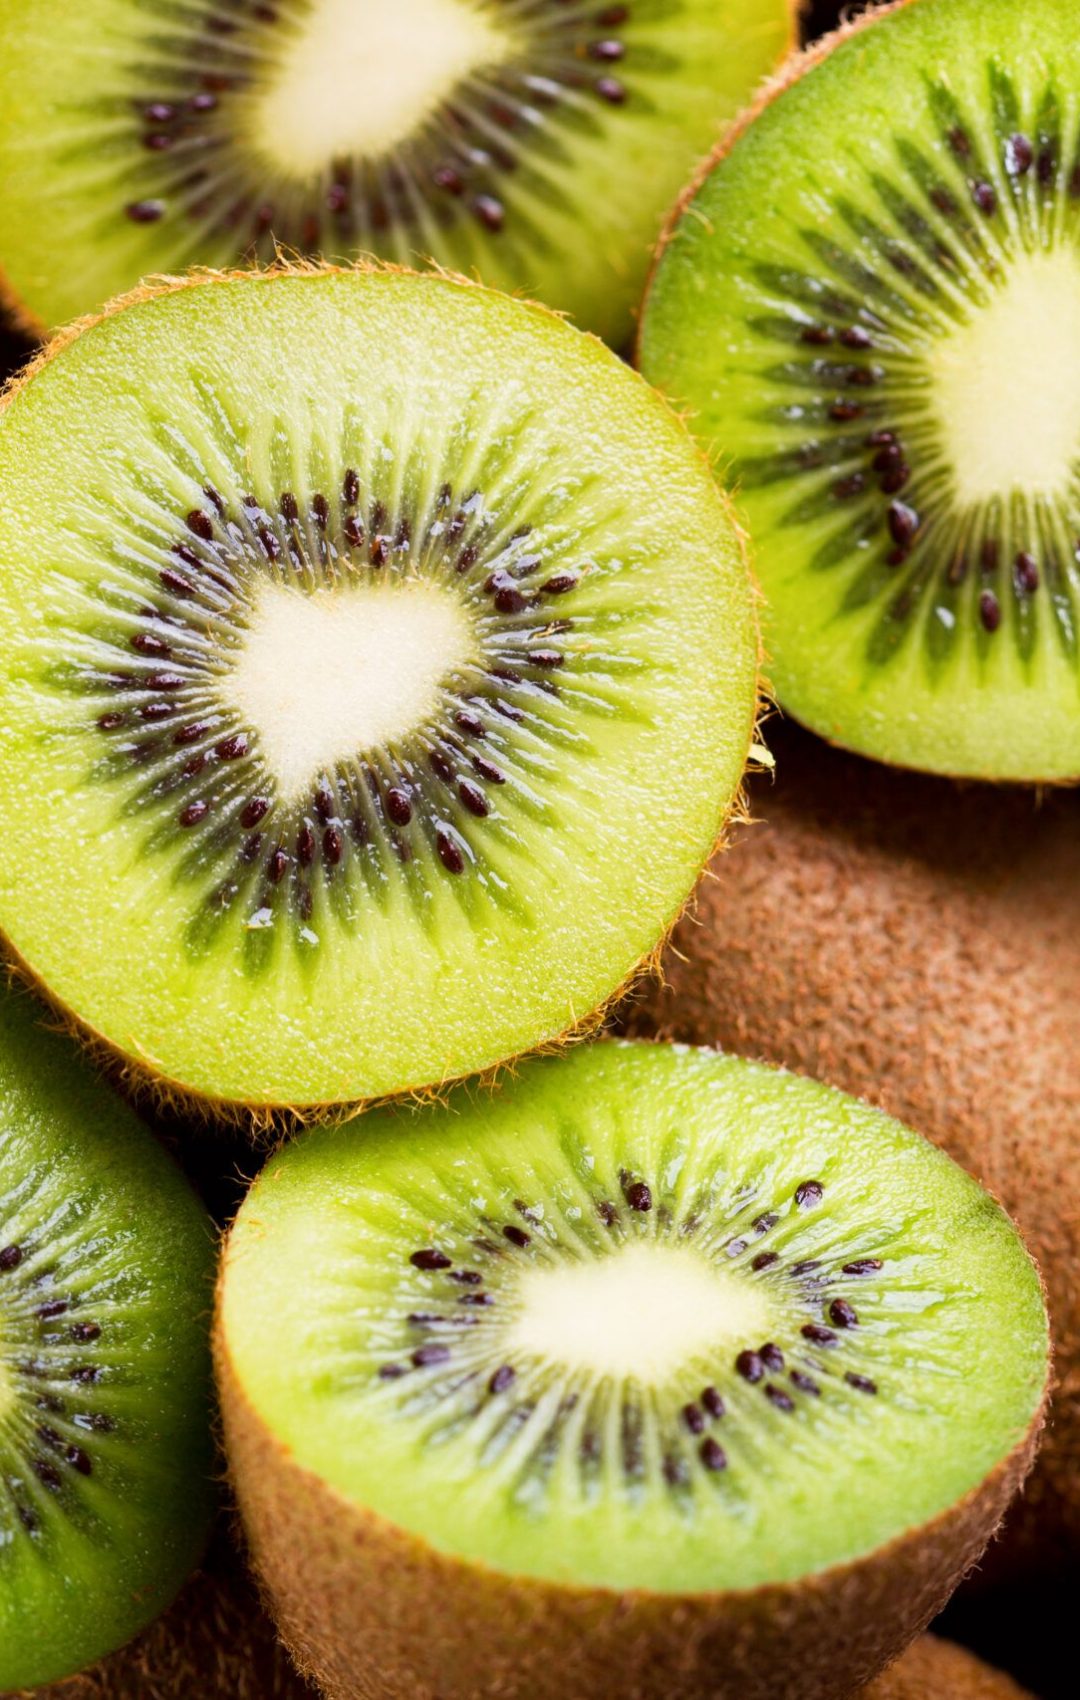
(0, 0), (799, 345)
(216, 1041), (1049, 1700)
(640, 0), (1080, 782)
(0, 984), (216, 1693)
(0, 262), (758, 1117)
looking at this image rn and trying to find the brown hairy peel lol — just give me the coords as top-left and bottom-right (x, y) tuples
(215, 1298), (1044, 1700)
(863, 1636), (1034, 1700)
(622, 717), (1079, 1576)
(0, 258), (764, 1134)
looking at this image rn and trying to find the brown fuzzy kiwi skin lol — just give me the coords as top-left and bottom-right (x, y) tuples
(216, 1307), (1044, 1700)
(0, 259), (763, 1134)
(622, 718), (1080, 1575)
(863, 1636), (1034, 1700)
(12, 1527), (316, 1700)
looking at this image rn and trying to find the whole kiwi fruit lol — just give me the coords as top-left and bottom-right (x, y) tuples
(624, 717), (1080, 1574)
(863, 1636), (1033, 1699)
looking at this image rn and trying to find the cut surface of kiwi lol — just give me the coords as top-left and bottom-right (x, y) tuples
(0, 0), (795, 342)
(0, 985), (216, 1692)
(217, 1041), (1048, 1700)
(641, 0), (1080, 780)
(0, 267), (756, 1111)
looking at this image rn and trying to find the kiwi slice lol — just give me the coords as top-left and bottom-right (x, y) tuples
(865, 1638), (1033, 1700)
(0, 0), (796, 343)
(640, 0), (1080, 780)
(0, 267), (756, 1112)
(0, 985), (215, 1692)
(216, 1041), (1048, 1700)
(623, 716), (1080, 1577)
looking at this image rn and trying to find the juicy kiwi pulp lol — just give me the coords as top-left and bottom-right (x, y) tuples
(0, 0), (795, 340)
(640, 0), (1080, 779)
(0, 986), (215, 1692)
(219, 1042), (1047, 1596)
(0, 267), (756, 1110)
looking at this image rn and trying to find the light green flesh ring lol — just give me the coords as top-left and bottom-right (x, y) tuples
(0, 0), (793, 341)
(641, 0), (1080, 780)
(0, 986), (215, 1692)
(221, 1042), (1049, 1594)
(0, 270), (756, 1107)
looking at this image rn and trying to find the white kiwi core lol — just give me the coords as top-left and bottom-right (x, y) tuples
(507, 1241), (773, 1384)
(226, 576), (476, 798)
(933, 248), (1080, 505)
(251, 0), (514, 176)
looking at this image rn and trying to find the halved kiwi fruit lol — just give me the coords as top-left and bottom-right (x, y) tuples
(623, 716), (1080, 1575)
(0, 984), (215, 1692)
(0, 266), (757, 1113)
(0, 0), (796, 343)
(217, 1041), (1048, 1700)
(865, 1637), (1033, 1700)
(640, 0), (1080, 780)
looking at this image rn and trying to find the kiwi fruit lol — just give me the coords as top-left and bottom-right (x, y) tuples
(19, 1524), (316, 1699)
(0, 265), (757, 1114)
(863, 1637), (1034, 1700)
(640, 0), (1080, 780)
(216, 1040), (1048, 1700)
(623, 716), (1080, 1574)
(0, 983), (216, 1692)
(0, 0), (796, 344)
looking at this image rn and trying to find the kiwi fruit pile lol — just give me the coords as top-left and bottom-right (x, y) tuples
(0, 0), (1075, 1695)
(641, 0), (1080, 779)
(0, 0), (795, 342)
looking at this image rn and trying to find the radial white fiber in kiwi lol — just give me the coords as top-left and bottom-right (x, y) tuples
(0, 268), (757, 1111)
(0, 0), (796, 342)
(217, 1042), (1049, 1700)
(640, 0), (1080, 779)
(0, 986), (215, 1692)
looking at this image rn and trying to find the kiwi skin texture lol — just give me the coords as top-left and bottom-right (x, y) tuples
(15, 1526), (316, 1700)
(863, 1637), (1033, 1700)
(623, 716), (1079, 1576)
(217, 1286), (1041, 1699)
(0, 259), (761, 1131)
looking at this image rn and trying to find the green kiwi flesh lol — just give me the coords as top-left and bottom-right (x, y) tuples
(0, 0), (795, 342)
(640, 0), (1080, 780)
(0, 267), (756, 1111)
(217, 1041), (1048, 1700)
(0, 985), (215, 1692)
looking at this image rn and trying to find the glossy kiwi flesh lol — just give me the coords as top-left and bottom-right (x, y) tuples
(0, 985), (215, 1692)
(0, 0), (795, 342)
(623, 716), (1080, 1576)
(641, 0), (1080, 779)
(217, 1041), (1048, 1700)
(0, 267), (756, 1111)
